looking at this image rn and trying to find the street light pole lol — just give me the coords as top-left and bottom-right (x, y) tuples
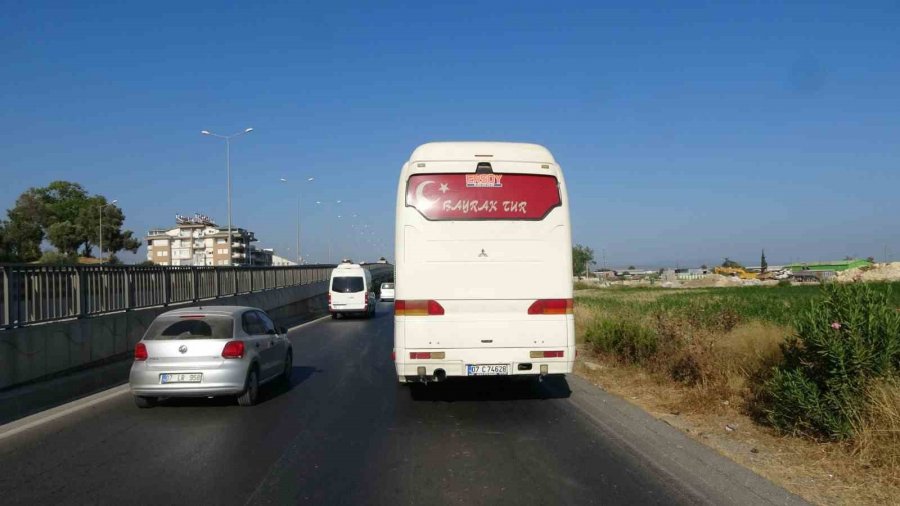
(98, 199), (118, 264)
(202, 127), (253, 265)
(280, 177), (314, 264)
(315, 199), (341, 264)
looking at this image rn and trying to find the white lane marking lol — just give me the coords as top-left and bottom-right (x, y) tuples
(0, 384), (131, 441)
(287, 314), (331, 332)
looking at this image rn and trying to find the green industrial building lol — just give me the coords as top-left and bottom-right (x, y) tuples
(785, 259), (872, 272)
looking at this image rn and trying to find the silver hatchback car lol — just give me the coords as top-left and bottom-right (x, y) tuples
(129, 306), (293, 408)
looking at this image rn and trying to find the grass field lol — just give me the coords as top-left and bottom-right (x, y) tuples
(574, 282), (900, 505)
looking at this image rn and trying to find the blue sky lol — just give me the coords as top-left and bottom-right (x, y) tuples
(1, 1), (898, 267)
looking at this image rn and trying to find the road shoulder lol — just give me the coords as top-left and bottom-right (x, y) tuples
(566, 374), (809, 505)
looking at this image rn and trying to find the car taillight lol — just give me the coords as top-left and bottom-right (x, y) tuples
(409, 352), (446, 359)
(391, 350), (396, 361)
(527, 298), (574, 315)
(395, 300), (444, 316)
(328, 293), (332, 307)
(529, 350), (564, 358)
(134, 342), (148, 361)
(222, 341), (245, 359)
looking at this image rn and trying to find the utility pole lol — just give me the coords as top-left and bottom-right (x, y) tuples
(280, 177), (315, 264)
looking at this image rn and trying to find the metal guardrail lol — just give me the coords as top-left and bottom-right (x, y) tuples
(0, 264), (340, 329)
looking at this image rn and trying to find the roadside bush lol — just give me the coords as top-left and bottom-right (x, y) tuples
(585, 318), (659, 363)
(764, 283), (900, 439)
(37, 251), (79, 265)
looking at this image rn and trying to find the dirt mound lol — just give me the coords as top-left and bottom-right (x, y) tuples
(836, 262), (900, 283)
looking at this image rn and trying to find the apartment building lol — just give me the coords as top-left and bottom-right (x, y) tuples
(146, 214), (260, 266)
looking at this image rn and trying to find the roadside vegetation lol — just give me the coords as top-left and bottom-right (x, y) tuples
(575, 282), (900, 504)
(0, 180), (140, 263)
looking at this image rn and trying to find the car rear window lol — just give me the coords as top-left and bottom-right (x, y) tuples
(332, 276), (364, 293)
(406, 173), (561, 221)
(143, 316), (234, 340)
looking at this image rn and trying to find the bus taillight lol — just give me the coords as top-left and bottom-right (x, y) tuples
(530, 350), (564, 358)
(395, 300), (445, 316)
(410, 351), (446, 359)
(527, 299), (573, 315)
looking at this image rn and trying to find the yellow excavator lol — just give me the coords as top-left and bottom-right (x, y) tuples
(713, 266), (758, 280)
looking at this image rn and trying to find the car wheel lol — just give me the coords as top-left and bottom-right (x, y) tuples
(281, 351), (293, 384)
(134, 396), (157, 409)
(238, 368), (259, 407)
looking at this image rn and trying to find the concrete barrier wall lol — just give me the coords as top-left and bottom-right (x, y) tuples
(0, 281), (328, 391)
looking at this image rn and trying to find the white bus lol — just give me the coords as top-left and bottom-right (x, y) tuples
(393, 142), (574, 383)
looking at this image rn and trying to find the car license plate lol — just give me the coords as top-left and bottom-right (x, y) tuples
(160, 373), (202, 384)
(466, 364), (509, 376)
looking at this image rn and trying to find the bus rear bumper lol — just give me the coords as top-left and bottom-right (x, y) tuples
(395, 346), (575, 380)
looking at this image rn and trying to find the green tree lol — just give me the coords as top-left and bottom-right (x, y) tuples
(761, 249), (768, 273)
(573, 244), (595, 276)
(627, 265), (637, 270)
(0, 221), (14, 262)
(3, 181), (141, 261)
(3, 193), (45, 261)
(84, 196), (140, 257)
(47, 221), (83, 255)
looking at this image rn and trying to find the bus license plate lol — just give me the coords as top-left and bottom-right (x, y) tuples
(160, 373), (202, 384)
(467, 364), (509, 376)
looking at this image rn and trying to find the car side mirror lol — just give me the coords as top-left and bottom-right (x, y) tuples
(278, 326), (288, 335)
(266, 328), (277, 335)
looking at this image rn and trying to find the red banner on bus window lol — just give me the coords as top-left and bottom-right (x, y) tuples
(406, 173), (561, 221)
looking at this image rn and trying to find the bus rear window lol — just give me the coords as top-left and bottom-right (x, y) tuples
(406, 173), (561, 220)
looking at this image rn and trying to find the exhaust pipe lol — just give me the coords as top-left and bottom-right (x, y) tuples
(433, 369), (447, 382)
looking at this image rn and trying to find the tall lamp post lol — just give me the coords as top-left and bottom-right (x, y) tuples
(315, 199), (342, 263)
(201, 127), (253, 265)
(280, 176), (315, 264)
(98, 199), (118, 263)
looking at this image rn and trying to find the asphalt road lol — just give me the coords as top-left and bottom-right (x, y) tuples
(0, 303), (806, 505)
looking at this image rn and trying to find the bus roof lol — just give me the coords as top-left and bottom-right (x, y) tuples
(408, 142), (556, 164)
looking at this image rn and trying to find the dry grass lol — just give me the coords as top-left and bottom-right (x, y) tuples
(576, 354), (900, 506)
(669, 321), (786, 414)
(577, 292), (786, 413)
(573, 285), (900, 505)
(852, 380), (900, 477)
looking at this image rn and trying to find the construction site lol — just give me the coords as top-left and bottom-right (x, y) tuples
(581, 259), (900, 288)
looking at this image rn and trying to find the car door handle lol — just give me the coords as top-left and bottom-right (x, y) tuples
(255, 343), (260, 348)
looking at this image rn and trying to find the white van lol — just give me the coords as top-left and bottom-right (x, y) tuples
(329, 262), (376, 319)
(394, 142), (574, 383)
